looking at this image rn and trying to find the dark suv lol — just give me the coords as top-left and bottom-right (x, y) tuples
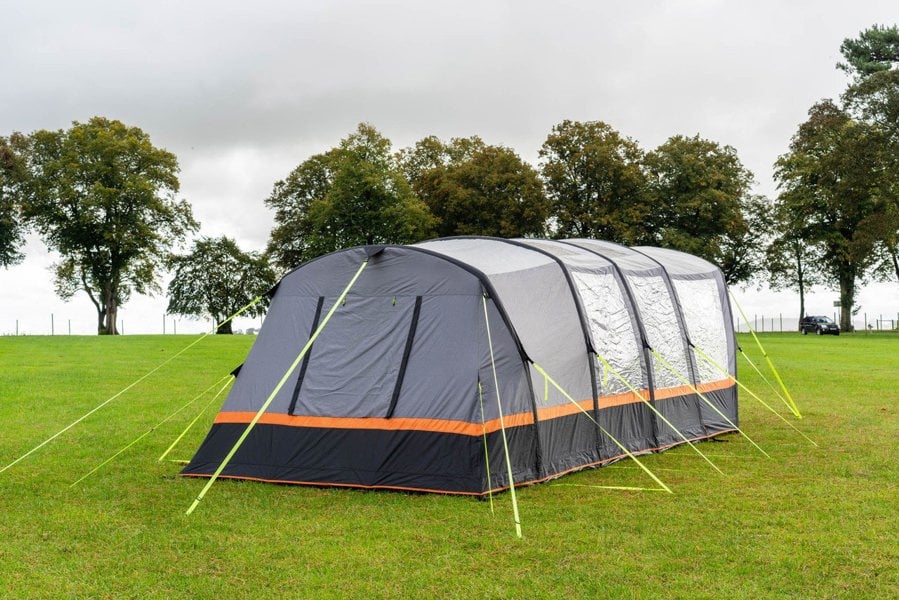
(799, 315), (840, 336)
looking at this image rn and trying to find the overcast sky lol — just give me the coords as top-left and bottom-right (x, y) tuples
(1, 0), (896, 335)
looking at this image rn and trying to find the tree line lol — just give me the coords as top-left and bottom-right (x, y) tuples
(1, 25), (896, 334)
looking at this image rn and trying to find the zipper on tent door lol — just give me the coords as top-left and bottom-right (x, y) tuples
(287, 296), (325, 416)
(385, 296), (423, 419)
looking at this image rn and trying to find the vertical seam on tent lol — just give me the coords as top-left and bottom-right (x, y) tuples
(629, 248), (707, 435)
(287, 296), (325, 416)
(385, 295), (423, 419)
(558, 240), (661, 450)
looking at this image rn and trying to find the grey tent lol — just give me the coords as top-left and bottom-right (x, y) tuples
(183, 238), (737, 495)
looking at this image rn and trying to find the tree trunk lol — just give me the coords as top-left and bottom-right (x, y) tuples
(838, 267), (856, 332)
(892, 247), (899, 284)
(96, 307), (107, 335)
(100, 285), (119, 335)
(216, 320), (233, 334)
(796, 248), (806, 330)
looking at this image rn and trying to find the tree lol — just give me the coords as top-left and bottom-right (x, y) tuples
(643, 135), (765, 284)
(840, 25), (899, 283)
(765, 201), (825, 324)
(539, 120), (650, 243)
(773, 101), (892, 330)
(838, 24), (899, 77)
(401, 136), (549, 238)
(166, 236), (276, 334)
(0, 134), (28, 267)
(18, 117), (197, 334)
(266, 124), (435, 271)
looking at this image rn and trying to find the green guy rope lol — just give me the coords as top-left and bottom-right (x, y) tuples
(482, 295), (523, 538)
(691, 345), (817, 447)
(532, 363), (672, 494)
(70, 375), (234, 487)
(594, 354), (724, 475)
(650, 349), (771, 459)
(477, 381), (495, 515)
(0, 297), (263, 475)
(738, 349), (795, 416)
(728, 291), (801, 418)
(185, 261), (368, 516)
(159, 377), (234, 462)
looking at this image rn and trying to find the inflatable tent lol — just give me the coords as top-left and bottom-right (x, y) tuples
(182, 238), (738, 495)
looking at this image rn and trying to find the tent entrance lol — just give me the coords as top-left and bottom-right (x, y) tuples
(290, 295), (420, 418)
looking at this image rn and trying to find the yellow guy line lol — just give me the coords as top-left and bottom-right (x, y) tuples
(159, 376), (236, 462)
(690, 345), (818, 447)
(0, 296), (264, 474)
(477, 380), (495, 516)
(594, 354), (724, 475)
(649, 349), (771, 459)
(70, 374), (234, 487)
(738, 349), (795, 417)
(185, 262), (368, 516)
(482, 295), (523, 539)
(531, 363), (672, 494)
(728, 290), (802, 418)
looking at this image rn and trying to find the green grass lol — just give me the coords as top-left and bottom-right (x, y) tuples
(0, 333), (896, 598)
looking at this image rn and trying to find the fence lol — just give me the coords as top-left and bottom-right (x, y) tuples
(2, 314), (265, 336)
(733, 313), (899, 333)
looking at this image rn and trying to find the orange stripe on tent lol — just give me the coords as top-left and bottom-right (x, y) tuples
(213, 377), (734, 437)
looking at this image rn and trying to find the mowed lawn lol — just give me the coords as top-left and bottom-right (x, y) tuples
(0, 333), (896, 598)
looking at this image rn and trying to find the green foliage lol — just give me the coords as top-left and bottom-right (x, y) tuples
(839, 24), (899, 283)
(266, 124), (435, 271)
(16, 117), (197, 334)
(644, 135), (765, 284)
(773, 101), (893, 329)
(765, 203), (825, 322)
(838, 24), (899, 77)
(401, 136), (549, 238)
(539, 120), (650, 243)
(0, 333), (896, 598)
(0, 134), (28, 267)
(166, 237), (276, 334)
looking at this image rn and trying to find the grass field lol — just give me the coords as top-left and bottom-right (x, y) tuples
(0, 333), (896, 598)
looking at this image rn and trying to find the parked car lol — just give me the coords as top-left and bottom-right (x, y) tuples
(799, 315), (840, 336)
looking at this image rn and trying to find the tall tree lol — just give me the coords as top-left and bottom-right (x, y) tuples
(838, 24), (899, 78)
(643, 135), (765, 284)
(0, 134), (28, 267)
(166, 236), (276, 334)
(839, 24), (899, 283)
(19, 117), (197, 334)
(539, 120), (650, 243)
(773, 101), (892, 330)
(401, 136), (549, 238)
(266, 123), (435, 271)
